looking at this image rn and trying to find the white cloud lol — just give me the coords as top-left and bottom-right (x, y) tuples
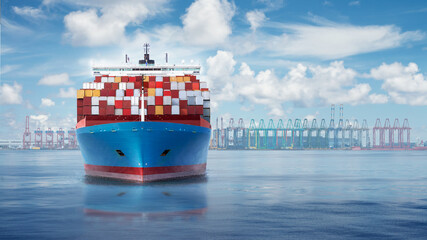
(370, 62), (427, 105)
(1, 18), (33, 35)
(323, 1), (332, 6)
(1, 45), (14, 55)
(30, 114), (50, 129)
(41, 98), (55, 107)
(1, 65), (20, 75)
(349, 1), (360, 6)
(246, 10), (266, 31)
(38, 73), (72, 86)
(182, 0), (235, 46)
(0, 82), (23, 105)
(13, 6), (45, 18)
(266, 22), (424, 59)
(58, 87), (77, 98)
(63, 0), (168, 46)
(206, 51), (384, 116)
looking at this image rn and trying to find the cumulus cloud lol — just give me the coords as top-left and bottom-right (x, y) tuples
(63, 0), (167, 46)
(370, 62), (427, 105)
(58, 87), (77, 98)
(38, 73), (72, 86)
(266, 22), (424, 59)
(0, 82), (23, 105)
(13, 6), (45, 18)
(206, 51), (385, 116)
(41, 98), (55, 107)
(246, 10), (266, 31)
(182, 0), (235, 46)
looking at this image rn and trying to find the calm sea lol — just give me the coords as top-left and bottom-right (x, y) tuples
(1, 150), (427, 239)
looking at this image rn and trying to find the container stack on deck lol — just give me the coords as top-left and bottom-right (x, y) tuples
(76, 74), (210, 125)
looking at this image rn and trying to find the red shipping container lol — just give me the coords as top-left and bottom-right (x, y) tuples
(83, 106), (91, 115)
(180, 108), (188, 115)
(185, 82), (192, 90)
(188, 106), (196, 115)
(135, 76), (142, 82)
(149, 76), (156, 82)
(135, 81), (142, 89)
(115, 100), (123, 109)
(148, 82), (156, 88)
(156, 82), (163, 88)
(163, 105), (171, 115)
(155, 96), (163, 105)
(106, 106), (115, 115)
(123, 100), (131, 109)
(147, 106), (155, 115)
(129, 76), (136, 82)
(77, 99), (83, 107)
(109, 90), (116, 96)
(126, 89), (134, 96)
(163, 90), (171, 96)
(123, 109), (131, 115)
(190, 75), (196, 82)
(163, 76), (170, 82)
(77, 106), (83, 115)
(143, 82), (149, 89)
(112, 83), (119, 90)
(95, 76), (102, 82)
(201, 88), (209, 91)
(144, 100), (147, 108)
(180, 100), (188, 108)
(83, 97), (91, 106)
(192, 82), (200, 90)
(104, 83), (112, 89)
(171, 90), (179, 98)
(99, 107), (106, 116)
(122, 76), (129, 82)
(100, 89), (109, 96)
(140, 100), (142, 108)
(195, 106), (203, 115)
(99, 100), (107, 108)
(163, 82), (171, 90)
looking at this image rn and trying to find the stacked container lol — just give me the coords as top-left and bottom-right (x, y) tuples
(77, 74), (210, 124)
(142, 75), (210, 122)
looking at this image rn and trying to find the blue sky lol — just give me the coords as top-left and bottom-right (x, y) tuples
(1, 0), (427, 142)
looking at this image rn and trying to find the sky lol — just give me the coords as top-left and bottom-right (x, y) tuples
(1, 0), (427, 142)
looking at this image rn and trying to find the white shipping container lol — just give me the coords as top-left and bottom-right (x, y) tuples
(116, 96), (124, 101)
(147, 96), (155, 106)
(108, 77), (114, 83)
(107, 97), (115, 105)
(144, 109), (147, 116)
(172, 98), (180, 106)
(178, 82), (186, 90)
(156, 76), (163, 82)
(202, 91), (210, 100)
(89, 82), (94, 89)
(186, 91), (194, 97)
(203, 100), (210, 108)
(116, 89), (125, 97)
(115, 109), (123, 116)
(172, 105), (180, 115)
(101, 77), (108, 83)
(124, 96), (131, 101)
(127, 82), (134, 89)
(179, 91), (187, 100)
(131, 96), (139, 106)
(100, 96), (107, 101)
(200, 82), (208, 89)
(91, 97), (100, 106)
(155, 88), (163, 96)
(91, 106), (99, 115)
(187, 96), (196, 105)
(131, 106), (139, 115)
(119, 82), (127, 90)
(163, 96), (172, 105)
(193, 90), (201, 97)
(195, 96), (203, 105)
(171, 81), (178, 90)
(134, 89), (141, 97)
(83, 82), (89, 89)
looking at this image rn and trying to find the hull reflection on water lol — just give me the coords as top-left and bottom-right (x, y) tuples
(84, 176), (207, 220)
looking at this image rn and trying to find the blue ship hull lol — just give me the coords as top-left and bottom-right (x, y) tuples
(76, 121), (211, 182)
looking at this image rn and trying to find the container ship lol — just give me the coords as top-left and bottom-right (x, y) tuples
(76, 44), (211, 182)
